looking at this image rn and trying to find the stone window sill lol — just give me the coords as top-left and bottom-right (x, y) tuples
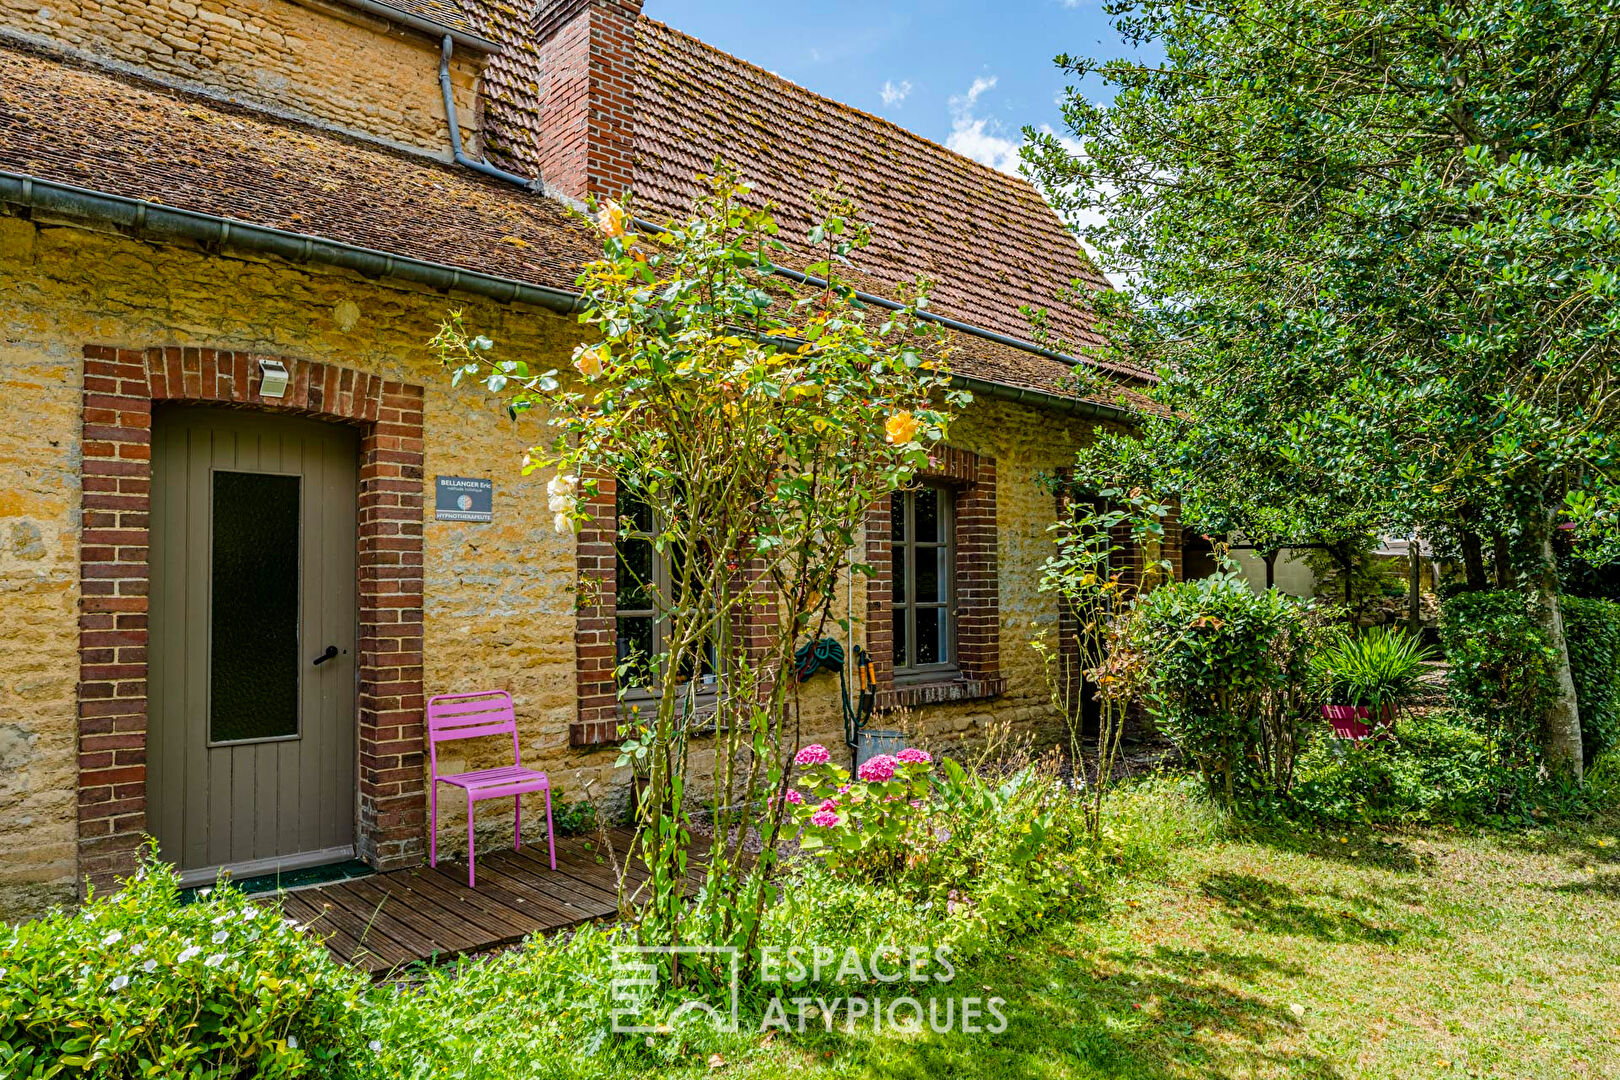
(876, 676), (1005, 711)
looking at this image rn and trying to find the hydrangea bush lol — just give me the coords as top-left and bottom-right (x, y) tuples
(781, 744), (936, 879)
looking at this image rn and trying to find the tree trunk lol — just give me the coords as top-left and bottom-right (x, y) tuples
(1459, 530), (1488, 591)
(1262, 548), (1278, 591)
(1528, 508), (1583, 781)
(1492, 533), (1516, 588)
(1407, 538), (1422, 636)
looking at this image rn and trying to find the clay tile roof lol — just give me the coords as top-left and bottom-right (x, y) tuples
(366, 0), (488, 38)
(0, 44), (601, 299)
(630, 18), (1144, 384)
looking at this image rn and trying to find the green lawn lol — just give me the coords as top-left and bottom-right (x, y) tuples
(703, 819), (1620, 1079)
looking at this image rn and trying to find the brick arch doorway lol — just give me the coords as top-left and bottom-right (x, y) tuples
(76, 346), (426, 896)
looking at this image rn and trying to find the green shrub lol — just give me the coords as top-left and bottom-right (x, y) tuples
(1588, 747), (1620, 810)
(759, 756), (1106, 967)
(1290, 712), (1498, 825)
(0, 853), (362, 1079)
(1562, 594), (1620, 762)
(551, 799), (599, 836)
(353, 924), (655, 1078)
(1123, 575), (1319, 806)
(1438, 590), (1559, 745)
(1441, 590), (1620, 765)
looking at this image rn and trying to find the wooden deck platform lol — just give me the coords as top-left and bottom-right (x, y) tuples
(276, 828), (692, 975)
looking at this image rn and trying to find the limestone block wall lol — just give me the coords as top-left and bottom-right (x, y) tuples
(0, 216), (602, 917)
(0, 0), (482, 156)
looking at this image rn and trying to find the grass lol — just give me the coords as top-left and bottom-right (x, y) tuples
(673, 813), (1620, 1079)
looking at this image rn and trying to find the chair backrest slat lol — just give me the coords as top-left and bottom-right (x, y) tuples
(425, 691), (526, 783)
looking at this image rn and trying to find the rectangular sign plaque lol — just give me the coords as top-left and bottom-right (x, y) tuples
(435, 476), (493, 522)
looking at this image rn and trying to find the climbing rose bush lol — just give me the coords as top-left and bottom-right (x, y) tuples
(785, 744), (936, 879)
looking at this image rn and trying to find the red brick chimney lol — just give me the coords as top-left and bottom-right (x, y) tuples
(530, 0), (641, 202)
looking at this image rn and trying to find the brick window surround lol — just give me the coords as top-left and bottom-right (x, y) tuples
(571, 472), (619, 746)
(569, 477), (783, 748)
(866, 447), (1003, 711)
(76, 346), (425, 896)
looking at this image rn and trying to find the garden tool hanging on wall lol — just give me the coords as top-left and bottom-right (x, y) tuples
(791, 636), (875, 751)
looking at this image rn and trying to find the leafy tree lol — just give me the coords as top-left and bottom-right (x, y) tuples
(1027, 0), (1620, 778)
(432, 169), (965, 966)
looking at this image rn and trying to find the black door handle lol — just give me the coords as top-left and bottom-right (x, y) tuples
(312, 645), (339, 666)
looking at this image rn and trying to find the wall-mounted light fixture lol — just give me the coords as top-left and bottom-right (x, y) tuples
(258, 358), (290, 399)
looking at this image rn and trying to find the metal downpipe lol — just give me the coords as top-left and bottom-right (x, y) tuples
(439, 35), (541, 192)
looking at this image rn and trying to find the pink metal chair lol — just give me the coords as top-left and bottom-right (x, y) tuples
(427, 690), (555, 888)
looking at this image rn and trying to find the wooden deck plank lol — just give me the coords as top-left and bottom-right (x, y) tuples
(277, 891), (380, 971)
(313, 882), (442, 969)
(506, 843), (629, 903)
(432, 854), (609, 924)
(285, 829), (730, 974)
(280, 888), (412, 972)
(394, 866), (545, 945)
(338, 875), (480, 958)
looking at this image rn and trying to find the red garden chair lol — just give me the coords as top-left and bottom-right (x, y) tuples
(427, 690), (555, 887)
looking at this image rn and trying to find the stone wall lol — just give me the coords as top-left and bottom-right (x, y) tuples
(0, 214), (1123, 919)
(0, 215), (603, 917)
(0, 0), (482, 156)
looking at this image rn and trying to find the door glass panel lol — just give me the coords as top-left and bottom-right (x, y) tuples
(211, 470), (301, 743)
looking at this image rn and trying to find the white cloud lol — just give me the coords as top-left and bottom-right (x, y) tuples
(945, 76), (1026, 174)
(880, 79), (913, 106)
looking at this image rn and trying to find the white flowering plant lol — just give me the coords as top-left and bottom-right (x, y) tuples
(0, 846), (363, 1078)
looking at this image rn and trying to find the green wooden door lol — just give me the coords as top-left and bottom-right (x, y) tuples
(148, 407), (359, 884)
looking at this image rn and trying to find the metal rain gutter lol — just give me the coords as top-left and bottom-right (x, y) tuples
(952, 372), (1133, 424)
(439, 36), (540, 191)
(335, 0), (498, 52)
(0, 170), (585, 315)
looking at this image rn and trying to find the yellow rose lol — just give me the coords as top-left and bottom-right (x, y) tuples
(596, 200), (628, 238)
(572, 342), (608, 377)
(885, 411), (921, 445)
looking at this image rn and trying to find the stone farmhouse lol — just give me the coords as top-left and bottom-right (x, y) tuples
(0, 0), (1178, 918)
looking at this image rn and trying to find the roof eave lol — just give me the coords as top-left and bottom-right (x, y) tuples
(0, 168), (1137, 425)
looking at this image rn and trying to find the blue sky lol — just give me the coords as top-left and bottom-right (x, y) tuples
(642, 1), (1140, 177)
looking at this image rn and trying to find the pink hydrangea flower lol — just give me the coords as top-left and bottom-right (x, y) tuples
(819, 798), (839, 812)
(810, 809), (840, 828)
(785, 789), (805, 805)
(838, 784), (850, 795)
(795, 744), (831, 767)
(897, 747), (932, 765)
(858, 754), (898, 783)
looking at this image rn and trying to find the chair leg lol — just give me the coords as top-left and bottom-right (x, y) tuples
(429, 781), (439, 867)
(544, 786), (556, 870)
(467, 792), (477, 889)
(514, 792), (522, 852)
